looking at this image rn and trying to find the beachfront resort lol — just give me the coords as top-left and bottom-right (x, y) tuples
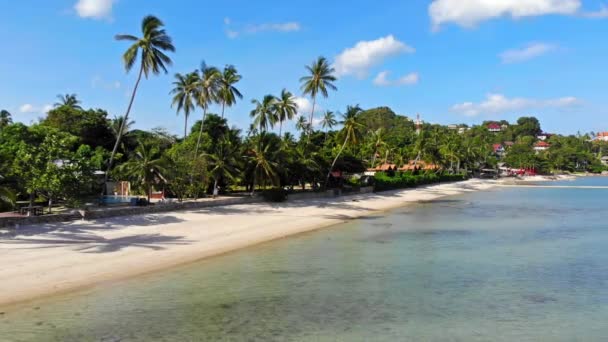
(2, 1), (608, 340)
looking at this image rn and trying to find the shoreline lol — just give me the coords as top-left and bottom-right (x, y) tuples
(0, 180), (496, 308)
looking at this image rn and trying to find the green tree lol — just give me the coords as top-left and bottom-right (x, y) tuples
(249, 133), (279, 194)
(250, 95), (277, 133)
(194, 62), (221, 156)
(106, 15), (175, 186)
(0, 110), (12, 129)
(118, 143), (166, 203)
(54, 94), (82, 109)
(171, 71), (199, 139)
(326, 105), (364, 187)
(295, 116), (309, 134)
(42, 106), (114, 149)
(321, 110), (337, 142)
(0, 174), (15, 211)
(274, 89), (298, 137)
(208, 137), (240, 196)
(218, 65), (243, 119)
(300, 56), (337, 137)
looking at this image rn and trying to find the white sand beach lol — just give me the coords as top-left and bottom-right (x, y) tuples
(0, 180), (495, 307)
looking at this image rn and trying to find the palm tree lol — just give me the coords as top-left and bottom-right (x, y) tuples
(325, 105), (364, 187)
(274, 89), (298, 137)
(320, 110), (337, 142)
(0, 110), (12, 129)
(249, 133), (279, 195)
(171, 71), (199, 139)
(54, 94), (82, 109)
(194, 61), (221, 156)
(370, 128), (387, 167)
(0, 174), (15, 209)
(118, 143), (166, 203)
(295, 116), (309, 134)
(111, 115), (135, 138)
(208, 137), (240, 197)
(105, 15), (175, 187)
(300, 56), (337, 137)
(218, 65), (243, 119)
(250, 95), (277, 133)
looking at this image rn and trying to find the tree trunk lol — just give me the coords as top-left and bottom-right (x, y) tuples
(195, 107), (207, 157)
(221, 101), (225, 119)
(48, 197), (52, 214)
(147, 184), (151, 204)
(307, 97), (316, 141)
(325, 138), (348, 188)
(184, 114), (188, 140)
(29, 192), (34, 208)
(104, 64), (144, 193)
(251, 169), (257, 196)
(279, 120), (283, 138)
(213, 178), (218, 198)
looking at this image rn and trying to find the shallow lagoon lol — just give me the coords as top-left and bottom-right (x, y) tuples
(2, 177), (608, 341)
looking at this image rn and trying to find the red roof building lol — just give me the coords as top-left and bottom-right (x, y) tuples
(596, 132), (608, 142)
(487, 123), (502, 132)
(534, 141), (551, 151)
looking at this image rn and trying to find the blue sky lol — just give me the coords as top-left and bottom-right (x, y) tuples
(1, 0), (607, 135)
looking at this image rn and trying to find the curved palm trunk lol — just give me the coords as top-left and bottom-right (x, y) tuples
(104, 64), (144, 192)
(307, 97), (316, 141)
(325, 137), (349, 188)
(221, 101), (226, 119)
(184, 114), (188, 140)
(251, 168), (257, 196)
(194, 107), (208, 157)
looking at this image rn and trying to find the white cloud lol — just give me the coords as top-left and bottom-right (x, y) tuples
(581, 4), (608, 18)
(499, 42), (557, 64)
(373, 71), (420, 86)
(333, 35), (415, 78)
(19, 103), (52, 114)
(429, 0), (581, 30)
(294, 97), (321, 116)
(74, 0), (115, 19)
(224, 18), (301, 39)
(451, 93), (580, 116)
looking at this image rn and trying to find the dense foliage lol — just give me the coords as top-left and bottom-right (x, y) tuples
(1, 15), (606, 213)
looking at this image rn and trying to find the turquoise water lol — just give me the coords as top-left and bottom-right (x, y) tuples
(2, 177), (608, 341)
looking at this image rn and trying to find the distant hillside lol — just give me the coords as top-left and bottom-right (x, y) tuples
(357, 107), (417, 146)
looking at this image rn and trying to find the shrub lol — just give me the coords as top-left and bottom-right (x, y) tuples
(374, 172), (467, 192)
(262, 188), (288, 202)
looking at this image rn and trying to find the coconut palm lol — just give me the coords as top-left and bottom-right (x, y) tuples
(0, 110), (12, 129)
(369, 128), (387, 167)
(208, 137), (240, 196)
(194, 62), (221, 156)
(250, 95), (277, 133)
(300, 56), (337, 137)
(249, 133), (279, 194)
(105, 15), (175, 185)
(118, 143), (166, 203)
(320, 110), (337, 142)
(111, 115), (135, 138)
(325, 105), (364, 187)
(295, 116), (309, 134)
(54, 94), (82, 109)
(171, 71), (199, 139)
(218, 65), (243, 119)
(274, 89), (298, 137)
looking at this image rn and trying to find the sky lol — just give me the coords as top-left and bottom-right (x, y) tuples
(1, 0), (607, 135)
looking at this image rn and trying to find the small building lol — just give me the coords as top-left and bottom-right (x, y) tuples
(487, 123), (502, 132)
(601, 156), (608, 166)
(503, 141), (514, 148)
(399, 160), (440, 172)
(534, 141), (551, 152)
(596, 132), (608, 142)
(493, 144), (505, 155)
(537, 132), (552, 141)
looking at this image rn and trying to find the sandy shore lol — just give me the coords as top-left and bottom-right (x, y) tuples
(0, 180), (494, 307)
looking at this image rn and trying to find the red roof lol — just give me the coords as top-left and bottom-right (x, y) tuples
(535, 141), (551, 147)
(493, 144), (503, 152)
(597, 132), (608, 137)
(487, 123), (501, 129)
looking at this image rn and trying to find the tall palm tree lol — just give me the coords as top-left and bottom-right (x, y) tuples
(295, 116), (309, 134)
(250, 95), (277, 133)
(320, 110), (337, 142)
(105, 15), (175, 186)
(274, 89), (298, 137)
(218, 65), (243, 119)
(54, 94), (82, 109)
(208, 137), (240, 196)
(300, 56), (337, 137)
(118, 143), (166, 203)
(170, 71), (199, 139)
(194, 62), (221, 156)
(0, 110), (12, 129)
(325, 105), (364, 187)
